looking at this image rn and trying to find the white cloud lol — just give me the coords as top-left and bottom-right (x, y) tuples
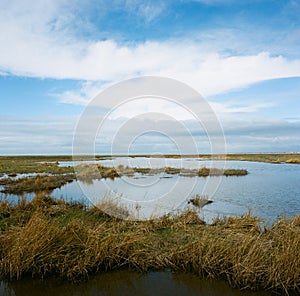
(55, 81), (110, 105)
(53, 50), (300, 107)
(210, 101), (275, 114)
(125, 0), (166, 22)
(1, 1), (300, 103)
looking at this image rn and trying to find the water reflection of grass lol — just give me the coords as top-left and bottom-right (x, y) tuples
(0, 195), (298, 295)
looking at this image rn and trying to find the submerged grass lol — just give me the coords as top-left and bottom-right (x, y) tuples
(0, 196), (298, 295)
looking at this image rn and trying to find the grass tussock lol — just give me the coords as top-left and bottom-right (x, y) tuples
(285, 158), (300, 164)
(0, 196), (299, 294)
(188, 195), (213, 208)
(76, 164), (120, 181)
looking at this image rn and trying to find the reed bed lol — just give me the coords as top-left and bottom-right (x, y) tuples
(0, 196), (299, 294)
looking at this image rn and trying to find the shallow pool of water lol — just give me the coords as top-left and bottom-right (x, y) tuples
(54, 158), (300, 223)
(0, 270), (273, 296)
(2, 158), (300, 223)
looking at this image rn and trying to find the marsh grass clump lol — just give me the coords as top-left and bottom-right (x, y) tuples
(76, 164), (120, 180)
(0, 174), (75, 195)
(197, 167), (248, 177)
(197, 167), (210, 176)
(223, 169), (248, 176)
(0, 196), (299, 294)
(188, 195), (213, 208)
(285, 158), (300, 164)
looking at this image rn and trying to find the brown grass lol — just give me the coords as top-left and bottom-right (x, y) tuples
(285, 158), (300, 164)
(76, 164), (120, 180)
(0, 174), (75, 194)
(0, 196), (299, 294)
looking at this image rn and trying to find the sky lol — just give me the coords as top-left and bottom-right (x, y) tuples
(0, 0), (300, 155)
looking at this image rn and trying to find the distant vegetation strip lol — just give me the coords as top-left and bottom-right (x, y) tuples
(0, 195), (298, 295)
(0, 153), (299, 175)
(75, 164), (248, 181)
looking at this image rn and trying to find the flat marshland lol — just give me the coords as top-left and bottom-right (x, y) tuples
(0, 153), (299, 175)
(0, 155), (299, 295)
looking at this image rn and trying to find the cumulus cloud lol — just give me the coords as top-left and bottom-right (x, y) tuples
(1, 0), (300, 104)
(54, 50), (300, 106)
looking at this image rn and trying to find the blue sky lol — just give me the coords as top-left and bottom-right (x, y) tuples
(0, 0), (300, 154)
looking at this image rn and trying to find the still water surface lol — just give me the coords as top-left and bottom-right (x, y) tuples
(54, 158), (300, 224)
(1, 270), (273, 296)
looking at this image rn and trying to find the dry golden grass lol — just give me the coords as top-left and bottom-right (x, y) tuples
(0, 196), (299, 295)
(285, 158), (300, 164)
